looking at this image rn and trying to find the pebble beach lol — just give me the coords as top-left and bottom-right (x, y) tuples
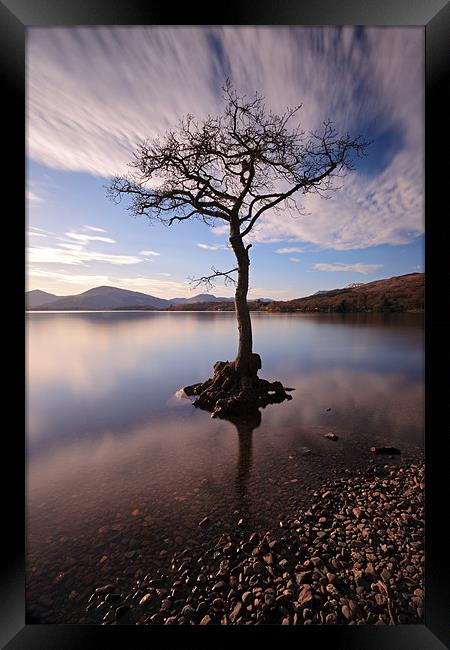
(67, 457), (425, 626)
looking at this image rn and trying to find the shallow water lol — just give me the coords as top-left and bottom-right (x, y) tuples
(26, 311), (424, 621)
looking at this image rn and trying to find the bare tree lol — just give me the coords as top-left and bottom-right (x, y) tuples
(108, 81), (369, 418)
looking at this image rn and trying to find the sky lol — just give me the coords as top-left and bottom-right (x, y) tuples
(26, 26), (424, 300)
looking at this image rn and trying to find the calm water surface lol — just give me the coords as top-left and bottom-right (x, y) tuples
(26, 312), (424, 621)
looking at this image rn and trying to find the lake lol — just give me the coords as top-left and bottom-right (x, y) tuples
(26, 311), (424, 622)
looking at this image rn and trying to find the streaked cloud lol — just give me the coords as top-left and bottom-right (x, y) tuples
(83, 225), (107, 232)
(65, 231), (116, 244)
(211, 225), (229, 237)
(276, 247), (304, 255)
(289, 257), (300, 263)
(28, 26), (423, 252)
(139, 250), (160, 256)
(27, 231), (47, 238)
(311, 263), (383, 275)
(197, 243), (227, 251)
(27, 189), (44, 204)
(28, 245), (142, 266)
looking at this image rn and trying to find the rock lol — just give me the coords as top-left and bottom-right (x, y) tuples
(324, 432), (338, 441)
(198, 516), (210, 527)
(200, 615), (212, 625)
(104, 593), (121, 603)
(341, 605), (352, 620)
(381, 569), (391, 582)
(375, 593), (386, 606)
(297, 586), (314, 607)
(264, 593), (276, 606)
(242, 591), (253, 606)
(229, 602), (242, 623)
(370, 447), (401, 455)
(181, 383), (203, 396)
(95, 584), (115, 595)
(212, 581), (226, 592)
(296, 571), (313, 585)
(39, 596), (53, 608)
(181, 605), (195, 619)
(114, 605), (131, 622)
(138, 593), (152, 606)
(196, 602), (208, 614)
(164, 616), (177, 625)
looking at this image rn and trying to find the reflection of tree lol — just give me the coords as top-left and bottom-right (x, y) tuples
(227, 410), (261, 502)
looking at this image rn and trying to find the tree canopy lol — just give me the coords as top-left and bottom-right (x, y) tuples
(108, 80), (369, 248)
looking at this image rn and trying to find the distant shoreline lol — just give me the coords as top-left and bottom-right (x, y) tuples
(26, 309), (424, 315)
(26, 273), (424, 313)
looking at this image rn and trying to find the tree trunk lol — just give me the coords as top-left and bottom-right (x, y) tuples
(229, 230), (254, 379)
(186, 223), (292, 418)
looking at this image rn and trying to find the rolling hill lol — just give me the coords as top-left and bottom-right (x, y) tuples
(26, 273), (424, 313)
(26, 290), (62, 309)
(166, 273), (424, 313)
(26, 286), (235, 310)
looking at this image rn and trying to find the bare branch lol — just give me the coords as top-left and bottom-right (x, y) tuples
(188, 266), (239, 290)
(107, 82), (370, 248)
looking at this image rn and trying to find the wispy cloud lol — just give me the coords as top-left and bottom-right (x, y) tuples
(211, 225), (229, 237)
(26, 189), (44, 204)
(276, 247), (304, 254)
(28, 26), (423, 252)
(197, 243), (227, 251)
(27, 231), (47, 238)
(311, 263), (383, 275)
(289, 257), (300, 263)
(139, 250), (160, 256)
(27, 245), (142, 266)
(83, 225), (107, 233)
(65, 231), (116, 244)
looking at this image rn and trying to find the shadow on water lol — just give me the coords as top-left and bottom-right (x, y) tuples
(229, 410), (261, 503)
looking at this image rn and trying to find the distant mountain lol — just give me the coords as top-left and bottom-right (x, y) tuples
(26, 286), (235, 310)
(169, 293), (234, 305)
(313, 289), (333, 296)
(165, 273), (424, 313)
(267, 272), (424, 313)
(26, 290), (61, 309)
(29, 286), (170, 310)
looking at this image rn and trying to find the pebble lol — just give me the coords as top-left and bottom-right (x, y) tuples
(50, 458), (424, 627)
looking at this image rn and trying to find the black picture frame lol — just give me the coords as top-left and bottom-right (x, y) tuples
(2, 1), (449, 648)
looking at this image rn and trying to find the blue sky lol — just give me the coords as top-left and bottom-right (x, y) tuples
(27, 26), (424, 299)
